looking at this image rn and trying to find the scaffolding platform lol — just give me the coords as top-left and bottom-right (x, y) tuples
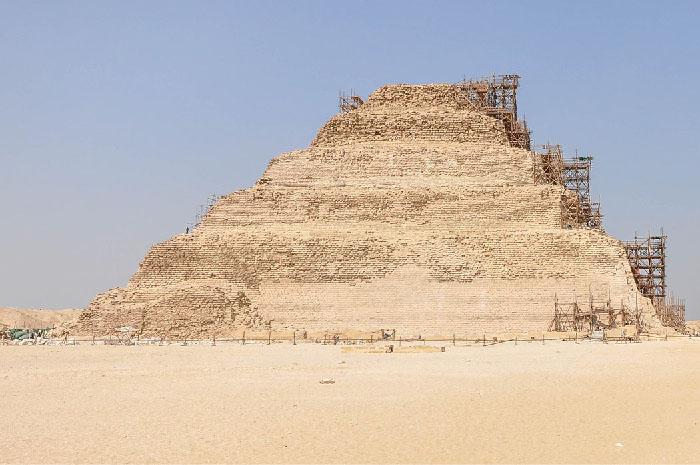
(457, 74), (531, 150)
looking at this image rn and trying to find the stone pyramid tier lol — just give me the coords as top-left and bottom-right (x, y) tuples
(76, 84), (661, 338)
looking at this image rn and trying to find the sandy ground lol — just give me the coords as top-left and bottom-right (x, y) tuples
(0, 307), (81, 328)
(1, 339), (699, 464)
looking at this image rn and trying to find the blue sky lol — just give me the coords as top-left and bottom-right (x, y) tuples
(1, 0), (698, 318)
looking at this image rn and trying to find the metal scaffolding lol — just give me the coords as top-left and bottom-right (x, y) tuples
(657, 295), (686, 330)
(339, 91), (364, 113)
(624, 234), (667, 301)
(550, 294), (640, 333)
(187, 193), (221, 234)
(534, 144), (602, 230)
(623, 233), (686, 330)
(563, 156), (602, 229)
(535, 143), (564, 185)
(457, 74), (531, 150)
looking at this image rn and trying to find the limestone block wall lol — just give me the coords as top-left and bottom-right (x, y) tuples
(78, 280), (263, 339)
(262, 142), (535, 187)
(128, 227), (629, 286)
(312, 85), (509, 147)
(202, 185), (565, 229)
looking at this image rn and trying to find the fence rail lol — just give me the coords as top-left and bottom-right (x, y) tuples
(2, 331), (696, 347)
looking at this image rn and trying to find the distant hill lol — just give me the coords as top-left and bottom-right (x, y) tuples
(0, 307), (82, 329)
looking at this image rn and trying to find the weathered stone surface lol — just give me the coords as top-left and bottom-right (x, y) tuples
(76, 83), (660, 338)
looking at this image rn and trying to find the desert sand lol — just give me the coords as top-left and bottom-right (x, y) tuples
(1, 339), (698, 464)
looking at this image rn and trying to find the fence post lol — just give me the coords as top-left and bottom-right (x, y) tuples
(515, 335), (518, 346)
(293, 330), (296, 345)
(242, 331), (246, 345)
(268, 329), (271, 345)
(483, 334), (486, 347)
(453, 333), (456, 346)
(542, 333), (545, 345)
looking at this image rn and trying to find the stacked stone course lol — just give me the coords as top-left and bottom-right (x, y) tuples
(76, 83), (661, 338)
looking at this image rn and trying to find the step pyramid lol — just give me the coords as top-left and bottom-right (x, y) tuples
(76, 83), (660, 338)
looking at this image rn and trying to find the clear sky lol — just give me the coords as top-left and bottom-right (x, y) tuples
(1, 0), (698, 318)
